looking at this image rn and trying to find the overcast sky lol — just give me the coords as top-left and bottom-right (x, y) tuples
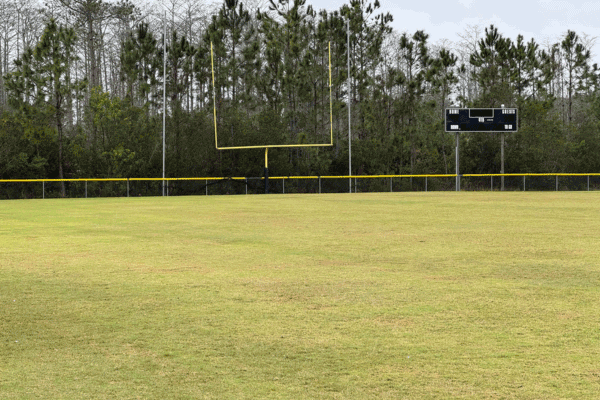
(310, 0), (600, 63)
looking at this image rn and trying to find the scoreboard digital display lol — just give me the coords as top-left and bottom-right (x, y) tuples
(445, 108), (518, 132)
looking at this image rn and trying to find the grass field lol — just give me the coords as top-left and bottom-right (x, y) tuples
(1, 192), (600, 399)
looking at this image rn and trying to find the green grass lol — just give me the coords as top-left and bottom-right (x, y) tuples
(1, 192), (600, 399)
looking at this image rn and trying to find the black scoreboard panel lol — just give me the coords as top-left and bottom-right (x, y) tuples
(445, 108), (518, 132)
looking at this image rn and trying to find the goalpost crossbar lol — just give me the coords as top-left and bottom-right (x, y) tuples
(210, 41), (334, 151)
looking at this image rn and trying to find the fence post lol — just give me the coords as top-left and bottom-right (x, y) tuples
(425, 176), (428, 192)
(206, 180), (208, 196)
(127, 178), (129, 197)
(491, 176), (493, 191)
(282, 178), (285, 194)
(556, 175), (558, 191)
(390, 177), (392, 192)
(588, 175), (590, 191)
(319, 176), (321, 194)
(43, 181), (45, 199)
(85, 181), (87, 198)
(523, 176), (526, 191)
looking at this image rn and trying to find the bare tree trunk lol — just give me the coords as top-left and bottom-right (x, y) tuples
(56, 92), (66, 196)
(0, 40), (3, 108)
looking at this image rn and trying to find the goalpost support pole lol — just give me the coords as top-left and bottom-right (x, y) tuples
(264, 147), (269, 194)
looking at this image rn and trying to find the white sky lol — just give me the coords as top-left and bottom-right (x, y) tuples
(308, 0), (600, 64)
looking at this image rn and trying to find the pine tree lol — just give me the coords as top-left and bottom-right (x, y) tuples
(5, 19), (86, 196)
(469, 24), (513, 107)
(342, 0), (392, 140)
(511, 34), (528, 99)
(560, 30), (590, 125)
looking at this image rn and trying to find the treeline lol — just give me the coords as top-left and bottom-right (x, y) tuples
(2, 0), (600, 196)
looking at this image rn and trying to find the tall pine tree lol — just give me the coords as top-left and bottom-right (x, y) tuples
(5, 19), (86, 196)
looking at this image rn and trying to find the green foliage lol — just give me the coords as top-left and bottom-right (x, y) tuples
(3, 7), (600, 180)
(74, 88), (160, 178)
(4, 19), (86, 192)
(120, 22), (160, 105)
(469, 25), (514, 107)
(102, 144), (136, 178)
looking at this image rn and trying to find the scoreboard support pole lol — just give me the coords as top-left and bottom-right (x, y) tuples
(455, 132), (460, 191)
(501, 132), (505, 191)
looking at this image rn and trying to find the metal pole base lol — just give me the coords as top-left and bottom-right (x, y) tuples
(264, 168), (269, 194)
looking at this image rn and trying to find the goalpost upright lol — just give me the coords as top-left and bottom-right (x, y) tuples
(210, 41), (334, 193)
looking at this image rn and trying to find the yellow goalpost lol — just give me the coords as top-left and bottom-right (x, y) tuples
(210, 41), (334, 192)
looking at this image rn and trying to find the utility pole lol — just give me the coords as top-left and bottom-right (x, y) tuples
(162, 12), (167, 197)
(347, 18), (352, 193)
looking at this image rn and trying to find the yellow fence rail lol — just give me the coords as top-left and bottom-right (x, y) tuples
(1, 175), (456, 182)
(3, 173), (600, 184)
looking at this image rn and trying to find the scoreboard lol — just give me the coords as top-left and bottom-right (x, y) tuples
(445, 108), (518, 132)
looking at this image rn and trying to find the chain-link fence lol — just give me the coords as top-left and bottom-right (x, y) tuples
(459, 174), (600, 192)
(1, 174), (600, 199)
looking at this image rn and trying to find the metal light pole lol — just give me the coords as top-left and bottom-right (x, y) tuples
(347, 18), (352, 193)
(162, 12), (166, 197)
